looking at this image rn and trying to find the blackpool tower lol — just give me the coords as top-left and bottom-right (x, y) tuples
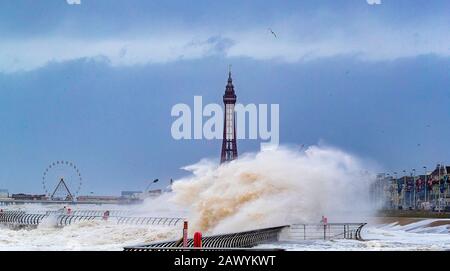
(220, 69), (238, 164)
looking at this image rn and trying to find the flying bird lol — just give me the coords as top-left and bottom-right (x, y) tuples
(268, 28), (277, 38)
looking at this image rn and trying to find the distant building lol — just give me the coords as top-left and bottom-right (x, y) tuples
(121, 191), (143, 199)
(429, 164), (450, 182)
(0, 189), (9, 198)
(77, 195), (122, 202)
(11, 194), (47, 200)
(373, 164), (450, 211)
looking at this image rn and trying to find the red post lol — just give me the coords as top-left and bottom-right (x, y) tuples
(183, 221), (188, 247)
(194, 232), (202, 248)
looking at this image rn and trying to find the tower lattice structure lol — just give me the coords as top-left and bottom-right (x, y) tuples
(220, 70), (238, 164)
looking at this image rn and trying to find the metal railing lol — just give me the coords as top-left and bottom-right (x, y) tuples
(0, 211), (47, 226)
(123, 226), (286, 251)
(45, 210), (130, 217)
(0, 210), (183, 227)
(123, 223), (366, 251)
(286, 223), (366, 241)
(55, 215), (184, 227)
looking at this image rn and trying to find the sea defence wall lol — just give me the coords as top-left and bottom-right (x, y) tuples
(123, 223), (367, 251)
(45, 210), (131, 217)
(280, 223), (366, 241)
(123, 226), (286, 251)
(0, 209), (366, 250)
(0, 210), (184, 227)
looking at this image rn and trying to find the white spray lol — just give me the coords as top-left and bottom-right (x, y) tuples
(171, 145), (376, 234)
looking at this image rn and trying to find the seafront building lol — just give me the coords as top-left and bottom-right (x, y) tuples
(371, 164), (450, 211)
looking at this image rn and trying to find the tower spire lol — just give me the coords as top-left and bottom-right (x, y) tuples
(221, 67), (238, 164)
(225, 64), (234, 93)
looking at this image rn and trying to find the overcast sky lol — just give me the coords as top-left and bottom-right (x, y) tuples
(0, 0), (449, 194)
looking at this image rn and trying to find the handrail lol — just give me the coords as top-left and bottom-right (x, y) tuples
(124, 225), (287, 251)
(124, 223), (367, 251)
(287, 223), (366, 241)
(0, 210), (184, 227)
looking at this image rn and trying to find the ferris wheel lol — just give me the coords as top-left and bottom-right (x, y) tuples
(42, 161), (83, 201)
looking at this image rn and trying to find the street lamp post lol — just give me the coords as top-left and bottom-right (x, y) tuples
(394, 172), (398, 209)
(423, 166), (427, 203)
(386, 173), (391, 209)
(438, 164), (442, 213)
(403, 170), (407, 208)
(412, 169), (416, 209)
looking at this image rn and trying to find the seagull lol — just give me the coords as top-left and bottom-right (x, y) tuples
(268, 28), (277, 38)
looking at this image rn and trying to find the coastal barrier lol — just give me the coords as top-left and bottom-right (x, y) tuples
(0, 210), (184, 227)
(284, 223), (366, 241)
(123, 223), (367, 251)
(45, 210), (131, 217)
(56, 215), (184, 227)
(123, 226), (286, 251)
(0, 210), (366, 251)
(0, 211), (46, 225)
